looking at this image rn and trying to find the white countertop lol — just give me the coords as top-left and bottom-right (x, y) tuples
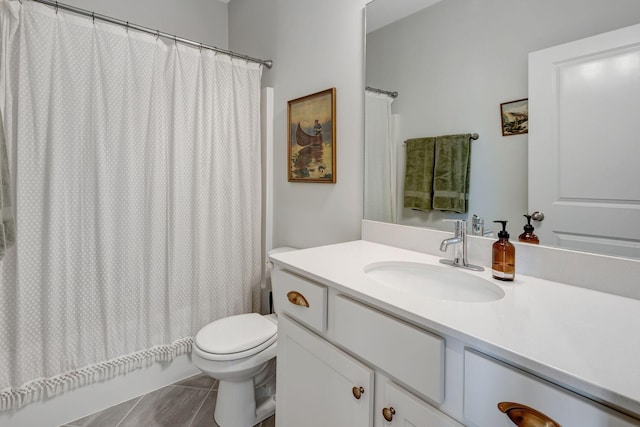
(270, 240), (640, 419)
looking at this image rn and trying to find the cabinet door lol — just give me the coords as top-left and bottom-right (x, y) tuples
(379, 382), (463, 427)
(276, 314), (374, 427)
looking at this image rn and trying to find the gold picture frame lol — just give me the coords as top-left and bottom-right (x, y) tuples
(288, 88), (336, 183)
(500, 98), (528, 136)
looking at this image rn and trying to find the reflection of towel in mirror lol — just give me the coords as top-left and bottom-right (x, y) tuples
(403, 137), (436, 211)
(433, 134), (471, 213)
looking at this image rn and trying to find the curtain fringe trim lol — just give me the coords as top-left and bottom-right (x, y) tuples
(0, 336), (193, 411)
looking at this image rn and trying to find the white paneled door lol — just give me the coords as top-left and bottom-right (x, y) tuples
(528, 23), (640, 258)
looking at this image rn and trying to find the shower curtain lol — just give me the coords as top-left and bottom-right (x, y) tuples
(0, 0), (262, 409)
(364, 91), (396, 223)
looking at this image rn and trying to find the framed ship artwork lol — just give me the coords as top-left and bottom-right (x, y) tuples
(500, 98), (528, 136)
(288, 88), (336, 183)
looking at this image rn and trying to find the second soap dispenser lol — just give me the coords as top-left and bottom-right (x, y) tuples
(492, 220), (515, 281)
(518, 214), (539, 244)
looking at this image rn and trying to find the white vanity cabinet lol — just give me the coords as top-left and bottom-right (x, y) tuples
(272, 268), (461, 427)
(270, 240), (640, 426)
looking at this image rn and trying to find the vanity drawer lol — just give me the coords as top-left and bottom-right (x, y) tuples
(272, 268), (327, 333)
(334, 295), (444, 404)
(464, 349), (638, 426)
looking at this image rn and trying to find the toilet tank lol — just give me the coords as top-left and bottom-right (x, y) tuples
(265, 247), (297, 314)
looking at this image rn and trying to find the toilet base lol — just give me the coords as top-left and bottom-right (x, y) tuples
(214, 360), (276, 427)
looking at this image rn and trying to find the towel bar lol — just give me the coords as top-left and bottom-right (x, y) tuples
(404, 133), (479, 143)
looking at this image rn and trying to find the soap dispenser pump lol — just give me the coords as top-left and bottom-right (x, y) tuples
(492, 220), (515, 281)
(518, 214), (539, 244)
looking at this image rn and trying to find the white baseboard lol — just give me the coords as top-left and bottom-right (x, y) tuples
(0, 354), (199, 427)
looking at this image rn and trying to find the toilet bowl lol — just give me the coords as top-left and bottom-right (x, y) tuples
(192, 313), (278, 427)
(191, 247), (296, 427)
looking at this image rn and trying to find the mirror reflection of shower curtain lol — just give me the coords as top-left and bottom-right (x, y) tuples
(365, 91), (397, 223)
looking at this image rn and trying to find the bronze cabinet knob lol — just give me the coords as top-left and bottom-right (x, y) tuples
(498, 402), (561, 427)
(382, 406), (396, 422)
(352, 386), (365, 400)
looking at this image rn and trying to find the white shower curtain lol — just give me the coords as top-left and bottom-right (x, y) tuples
(0, 0), (262, 409)
(364, 91), (396, 223)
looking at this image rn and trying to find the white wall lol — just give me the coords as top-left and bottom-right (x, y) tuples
(0, 2), (228, 425)
(366, 0), (640, 235)
(229, 0), (367, 249)
(60, 0), (228, 48)
(228, 0), (277, 88)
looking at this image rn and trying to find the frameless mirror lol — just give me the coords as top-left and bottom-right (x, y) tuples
(364, 0), (640, 258)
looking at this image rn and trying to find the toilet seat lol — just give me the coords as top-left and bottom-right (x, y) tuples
(194, 313), (277, 362)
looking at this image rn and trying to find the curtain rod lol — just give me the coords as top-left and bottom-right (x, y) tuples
(28, 0), (273, 69)
(366, 86), (398, 98)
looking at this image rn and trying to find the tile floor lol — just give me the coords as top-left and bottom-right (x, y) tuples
(59, 374), (275, 427)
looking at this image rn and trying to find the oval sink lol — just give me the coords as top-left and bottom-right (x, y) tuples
(364, 261), (504, 303)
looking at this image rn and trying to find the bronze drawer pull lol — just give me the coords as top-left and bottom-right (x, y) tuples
(382, 406), (396, 422)
(498, 402), (561, 427)
(286, 291), (309, 308)
(352, 386), (364, 400)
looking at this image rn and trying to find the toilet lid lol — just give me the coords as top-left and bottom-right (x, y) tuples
(195, 313), (277, 355)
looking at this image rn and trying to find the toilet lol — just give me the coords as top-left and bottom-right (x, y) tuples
(191, 247), (296, 427)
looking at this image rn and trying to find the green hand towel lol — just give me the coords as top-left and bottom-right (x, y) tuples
(403, 137), (436, 211)
(433, 134), (471, 213)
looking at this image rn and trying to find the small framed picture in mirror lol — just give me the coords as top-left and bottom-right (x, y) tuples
(500, 98), (528, 136)
(287, 88), (336, 183)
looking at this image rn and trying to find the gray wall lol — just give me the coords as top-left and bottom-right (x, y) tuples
(229, 0), (276, 88)
(366, 0), (640, 233)
(230, 0), (368, 249)
(62, 0), (228, 48)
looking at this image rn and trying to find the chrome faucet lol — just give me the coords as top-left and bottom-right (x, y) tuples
(439, 219), (484, 271)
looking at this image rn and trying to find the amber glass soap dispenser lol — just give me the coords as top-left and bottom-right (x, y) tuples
(518, 214), (539, 244)
(492, 220), (515, 281)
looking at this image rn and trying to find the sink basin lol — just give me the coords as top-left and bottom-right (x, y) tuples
(364, 261), (505, 303)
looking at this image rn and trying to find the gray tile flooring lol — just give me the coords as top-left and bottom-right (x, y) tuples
(60, 374), (275, 427)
